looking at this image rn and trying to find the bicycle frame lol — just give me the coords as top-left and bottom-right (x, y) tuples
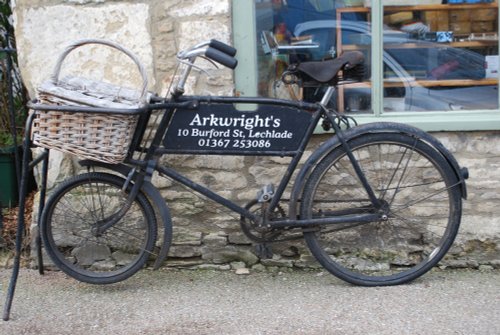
(122, 93), (383, 230)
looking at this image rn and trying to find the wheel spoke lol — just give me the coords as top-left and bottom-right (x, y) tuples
(300, 133), (461, 286)
(41, 173), (157, 284)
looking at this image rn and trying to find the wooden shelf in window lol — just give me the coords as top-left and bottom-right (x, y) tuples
(342, 40), (498, 51)
(335, 3), (499, 112)
(413, 78), (498, 87)
(337, 3), (498, 15)
(344, 78), (498, 89)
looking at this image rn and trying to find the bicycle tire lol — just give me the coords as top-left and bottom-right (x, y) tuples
(41, 172), (157, 284)
(300, 132), (462, 286)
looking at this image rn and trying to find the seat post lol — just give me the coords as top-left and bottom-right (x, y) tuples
(320, 86), (335, 106)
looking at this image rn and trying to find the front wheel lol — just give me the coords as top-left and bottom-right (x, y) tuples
(300, 133), (462, 286)
(41, 172), (157, 284)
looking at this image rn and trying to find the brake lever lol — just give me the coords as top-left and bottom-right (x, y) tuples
(199, 55), (220, 70)
(176, 56), (214, 77)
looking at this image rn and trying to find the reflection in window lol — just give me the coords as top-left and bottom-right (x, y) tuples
(336, 3), (499, 113)
(381, 5), (498, 112)
(255, 0), (366, 104)
(254, 1), (499, 114)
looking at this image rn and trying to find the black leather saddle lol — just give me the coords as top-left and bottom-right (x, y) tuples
(286, 51), (365, 85)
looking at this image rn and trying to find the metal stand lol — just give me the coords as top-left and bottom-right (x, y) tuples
(2, 112), (49, 321)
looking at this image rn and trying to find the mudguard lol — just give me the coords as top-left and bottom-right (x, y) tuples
(79, 160), (172, 270)
(289, 122), (468, 219)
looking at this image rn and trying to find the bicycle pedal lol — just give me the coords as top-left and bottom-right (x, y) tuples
(257, 184), (275, 203)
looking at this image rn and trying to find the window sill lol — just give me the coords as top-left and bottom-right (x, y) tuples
(353, 110), (500, 132)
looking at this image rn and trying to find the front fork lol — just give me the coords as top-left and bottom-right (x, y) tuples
(91, 160), (155, 236)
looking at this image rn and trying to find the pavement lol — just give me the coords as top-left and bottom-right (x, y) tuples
(0, 267), (499, 335)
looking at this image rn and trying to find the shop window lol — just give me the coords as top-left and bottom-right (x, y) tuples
(234, 1), (500, 130)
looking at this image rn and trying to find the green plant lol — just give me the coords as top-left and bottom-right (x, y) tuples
(0, 2), (28, 148)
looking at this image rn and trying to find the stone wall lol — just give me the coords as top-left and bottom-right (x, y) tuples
(436, 131), (500, 269)
(11, 0), (500, 272)
(12, 0), (233, 97)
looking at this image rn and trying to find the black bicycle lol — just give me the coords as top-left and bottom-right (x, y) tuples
(31, 39), (468, 286)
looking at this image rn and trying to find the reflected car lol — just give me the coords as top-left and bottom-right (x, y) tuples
(293, 20), (497, 111)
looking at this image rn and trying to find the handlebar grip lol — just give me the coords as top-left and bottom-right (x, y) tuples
(205, 47), (238, 69)
(209, 39), (237, 57)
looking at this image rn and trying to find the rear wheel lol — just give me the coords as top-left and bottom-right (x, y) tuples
(300, 133), (462, 286)
(41, 172), (157, 284)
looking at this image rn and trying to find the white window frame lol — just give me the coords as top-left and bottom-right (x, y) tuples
(232, 0), (500, 131)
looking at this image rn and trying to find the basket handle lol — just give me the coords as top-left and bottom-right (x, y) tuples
(50, 38), (149, 104)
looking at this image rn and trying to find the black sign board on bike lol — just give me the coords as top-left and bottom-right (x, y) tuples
(163, 102), (314, 155)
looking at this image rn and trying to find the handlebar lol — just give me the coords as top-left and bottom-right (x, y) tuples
(177, 39), (238, 69)
(205, 47), (238, 69)
(173, 39), (238, 96)
(209, 39), (237, 57)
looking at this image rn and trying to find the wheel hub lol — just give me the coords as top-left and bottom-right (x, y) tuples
(377, 199), (391, 221)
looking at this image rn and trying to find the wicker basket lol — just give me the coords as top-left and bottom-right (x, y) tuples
(31, 39), (149, 164)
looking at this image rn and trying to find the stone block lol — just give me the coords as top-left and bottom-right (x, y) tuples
(172, 227), (203, 246)
(202, 246), (258, 265)
(166, 258), (204, 268)
(168, 0), (229, 17)
(14, 3), (154, 96)
(169, 245), (202, 258)
(177, 19), (231, 62)
(260, 255), (294, 268)
(230, 261), (246, 270)
(228, 232), (252, 245)
(72, 242), (111, 266)
(203, 233), (228, 247)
